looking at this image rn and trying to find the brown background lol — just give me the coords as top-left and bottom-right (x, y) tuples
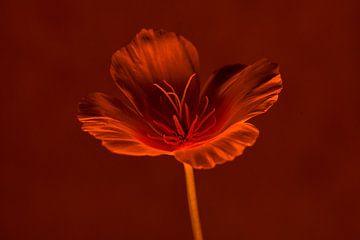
(1, 0), (360, 239)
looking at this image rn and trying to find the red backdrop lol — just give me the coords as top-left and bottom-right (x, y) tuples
(1, 0), (360, 239)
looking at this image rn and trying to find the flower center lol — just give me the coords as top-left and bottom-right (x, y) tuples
(147, 74), (216, 148)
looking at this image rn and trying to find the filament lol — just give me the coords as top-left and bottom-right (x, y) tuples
(152, 120), (176, 135)
(153, 83), (180, 115)
(184, 103), (191, 128)
(181, 73), (196, 107)
(173, 115), (185, 136)
(195, 108), (215, 132)
(149, 74), (216, 148)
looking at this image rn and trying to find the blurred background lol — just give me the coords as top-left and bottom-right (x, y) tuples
(1, 0), (359, 239)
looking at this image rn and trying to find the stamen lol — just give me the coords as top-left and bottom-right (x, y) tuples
(193, 117), (216, 137)
(163, 135), (181, 145)
(167, 92), (181, 109)
(199, 96), (209, 118)
(173, 115), (185, 136)
(119, 88), (144, 117)
(154, 83), (179, 115)
(162, 135), (180, 141)
(187, 114), (198, 138)
(147, 134), (165, 140)
(152, 120), (176, 135)
(163, 80), (176, 93)
(151, 108), (170, 122)
(180, 73), (196, 107)
(184, 103), (191, 128)
(146, 123), (162, 136)
(149, 76), (217, 148)
(195, 108), (215, 132)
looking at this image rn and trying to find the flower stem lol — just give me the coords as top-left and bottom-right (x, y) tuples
(183, 163), (203, 240)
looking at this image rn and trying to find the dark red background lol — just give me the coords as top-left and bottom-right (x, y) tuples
(1, 0), (360, 239)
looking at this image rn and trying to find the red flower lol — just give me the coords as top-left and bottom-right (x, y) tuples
(78, 29), (282, 169)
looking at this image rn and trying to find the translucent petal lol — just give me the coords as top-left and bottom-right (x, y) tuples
(203, 58), (282, 129)
(174, 122), (259, 169)
(78, 93), (167, 156)
(110, 28), (200, 110)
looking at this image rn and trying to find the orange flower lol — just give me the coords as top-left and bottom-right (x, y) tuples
(78, 29), (282, 169)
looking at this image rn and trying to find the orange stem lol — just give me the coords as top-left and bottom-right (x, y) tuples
(183, 163), (203, 240)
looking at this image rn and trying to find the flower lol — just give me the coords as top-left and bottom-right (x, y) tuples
(77, 29), (282, 169)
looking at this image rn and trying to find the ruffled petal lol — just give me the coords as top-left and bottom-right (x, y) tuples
(203, 58), (282, 129)
(173, 122), (259, 169)
(78, 93), (167, 156)
(110, 28), (200, 110)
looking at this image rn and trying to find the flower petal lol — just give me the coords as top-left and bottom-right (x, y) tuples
(78, 93), (167, 156)
(173, 122), (259, 169)
(200, 63), (247, 98)
(110, 28), (200, 108)
(203, 58), (282, 128)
